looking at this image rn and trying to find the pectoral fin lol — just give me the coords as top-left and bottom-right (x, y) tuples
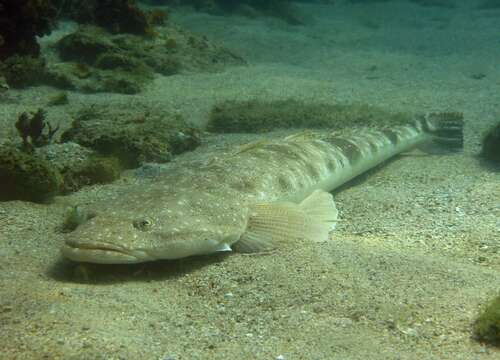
(216, 243), (232, 252)
(233, 189), (338, 253)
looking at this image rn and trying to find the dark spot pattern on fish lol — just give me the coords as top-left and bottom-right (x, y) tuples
(305, 163), (321, 180)
(278, 175), (292, 190)
(367, 140), (379, 153)
(325, 137), (363, 164)
(382, 129), (400, 145)
(325, 157), (337, 172)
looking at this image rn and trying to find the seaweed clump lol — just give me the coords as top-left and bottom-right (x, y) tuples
(15, 108), (59, 149)
(207, 99), (414, 133)
(480, 121), (500, 167)
(474, 294), (500, 346)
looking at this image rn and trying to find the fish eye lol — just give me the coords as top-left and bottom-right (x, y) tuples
(133, 218), (154, 231)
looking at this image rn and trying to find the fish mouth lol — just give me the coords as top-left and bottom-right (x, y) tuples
(62, 240), (151, 264)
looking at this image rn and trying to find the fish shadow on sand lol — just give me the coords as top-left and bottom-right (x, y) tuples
(478, 156), (500, 172)
(334, 155), (401, 191)
(48, 253), (230, 284)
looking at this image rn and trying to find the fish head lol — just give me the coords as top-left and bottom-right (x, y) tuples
(61, 193), (244, 264)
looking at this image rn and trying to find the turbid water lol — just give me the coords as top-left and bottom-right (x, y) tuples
(0, 1), (499, 359)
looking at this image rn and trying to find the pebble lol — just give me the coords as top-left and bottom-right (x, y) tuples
(401, 327), (418, 337)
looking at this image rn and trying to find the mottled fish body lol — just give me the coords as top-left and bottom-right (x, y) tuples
(62, 113), (463, 263)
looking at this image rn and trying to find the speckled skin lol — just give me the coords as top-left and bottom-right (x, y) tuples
(62, 121), (431, 264)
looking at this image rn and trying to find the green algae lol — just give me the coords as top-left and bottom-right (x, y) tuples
(474, 294), (500, 346)
(207, 99), (414, 133)
(61, 205), (96, 233)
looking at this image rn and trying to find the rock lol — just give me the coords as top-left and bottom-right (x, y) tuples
(37, 142), (122, 193)
(0, 55), (47, 88)
(49, 25), (245, 94)
(474, 294), (500, 346)
(60, 107), (201, 168)
(0, 144), (63, 202)
(57, 27), (115, 64)
(481, 121), (500, 166)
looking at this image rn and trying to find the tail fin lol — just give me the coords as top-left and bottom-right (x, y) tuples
(420, 112), (464, 153)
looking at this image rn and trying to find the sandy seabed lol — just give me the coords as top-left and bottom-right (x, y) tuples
(1, 1), (499, 359)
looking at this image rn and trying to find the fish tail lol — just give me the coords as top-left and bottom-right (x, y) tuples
(420, 112), (464, 153)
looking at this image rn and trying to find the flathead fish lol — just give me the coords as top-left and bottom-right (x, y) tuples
(62, 113), (463, 263)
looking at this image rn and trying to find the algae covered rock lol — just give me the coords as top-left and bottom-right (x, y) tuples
(207, 99), (414, 133)
(0, 141), (124, 202)
(480, 121), (500, 166)
(37, 142), (122, 194)
(61, 0), (160, 35)
(1, 2), (244, 92)
(474, 294), (500, 346)
(57, 27), (115, 64)
(68, 155), (122, 188)
(0, 144), (63, 202)
(164, 0), (304, 25)
(52, 26), (151, 94)
(50, 25), (244, 94)
(0, 0), (60, 60)
(60, 106), (201, 167)
(0, 55), (47, 88)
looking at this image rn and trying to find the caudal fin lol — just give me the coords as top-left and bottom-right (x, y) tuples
(421, 112), (464, 153)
